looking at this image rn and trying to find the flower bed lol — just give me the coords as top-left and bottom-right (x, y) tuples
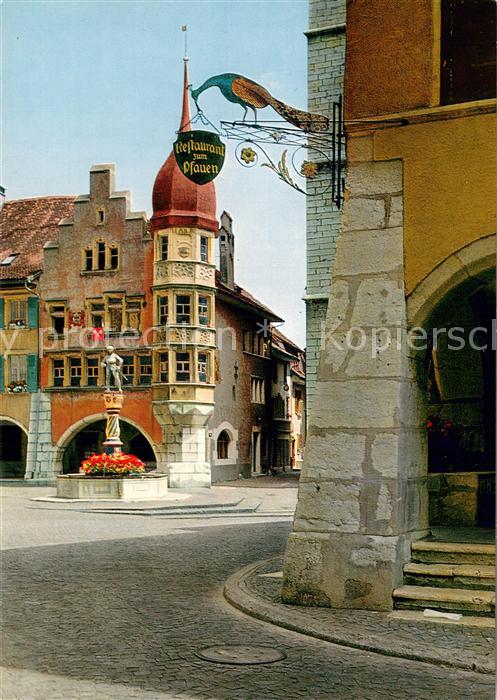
(81, 452), (145, 477)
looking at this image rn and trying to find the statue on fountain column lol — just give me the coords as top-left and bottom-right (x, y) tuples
(101, 345), (124, 392)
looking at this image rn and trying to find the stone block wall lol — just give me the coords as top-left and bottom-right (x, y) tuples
(305, 0), (346, 416)
(283, 145), (428, 611)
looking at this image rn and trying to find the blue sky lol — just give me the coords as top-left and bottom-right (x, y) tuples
(2, 0), (308, 345)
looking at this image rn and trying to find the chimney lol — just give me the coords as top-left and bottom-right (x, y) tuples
(219, 210), (235, 290)
(89, 164), (116, 201)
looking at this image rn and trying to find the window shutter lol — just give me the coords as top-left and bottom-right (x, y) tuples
(0, 298), (4, 329)
(0, 355), (3, 392)
(27, 297), (39, 329)
(27, 354), (38, 392)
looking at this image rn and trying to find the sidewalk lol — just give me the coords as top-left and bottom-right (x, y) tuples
(224, 556), (495, 675)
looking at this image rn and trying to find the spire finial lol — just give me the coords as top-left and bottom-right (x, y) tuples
(181, 24), (188, 60)
(179, 52), (191, 133)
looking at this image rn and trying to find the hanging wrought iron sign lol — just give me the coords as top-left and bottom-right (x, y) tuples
(174, 130), (226, 184)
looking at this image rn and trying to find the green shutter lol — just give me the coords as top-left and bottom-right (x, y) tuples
(27, 354), (38, 392)
(0, 355), (4, 392)
(0, 298), (4, 329)
(27, 297), (39, 329)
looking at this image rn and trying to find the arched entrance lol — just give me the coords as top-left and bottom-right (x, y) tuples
(0, 419), (28, 478)
(60, 418), (157, 474)
(409, 238), (496, 529)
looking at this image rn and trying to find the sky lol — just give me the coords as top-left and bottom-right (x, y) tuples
(2, 0), (309, 346)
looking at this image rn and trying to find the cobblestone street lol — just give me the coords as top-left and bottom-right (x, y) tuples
(1, 487), (494, 699)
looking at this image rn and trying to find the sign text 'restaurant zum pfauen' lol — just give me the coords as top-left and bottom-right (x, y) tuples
(174, 130), (226, 184)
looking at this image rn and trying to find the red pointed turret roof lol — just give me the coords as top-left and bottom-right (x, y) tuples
(151, 60), (218, 234)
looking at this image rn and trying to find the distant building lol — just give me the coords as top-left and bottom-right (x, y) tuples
(0, 196), (74, 478)
(0, 63), (305, 485)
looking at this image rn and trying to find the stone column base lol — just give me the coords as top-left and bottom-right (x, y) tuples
(168, 461), (211, 489)
(282, 529), (427, 611)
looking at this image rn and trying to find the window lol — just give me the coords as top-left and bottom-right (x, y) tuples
(109, 246), (119, 270)
(243, 330), (267, 356)
(97, 209), (105, 224)
(217, 430), (230, 460)
(50, 304), (65, 335)
(85, 249), (93, 271)
(198, 296), (209, 326)
(125, 300), (141, 331)
(9, 300), (27, 327)
(87, 357), (100, 386)
(90, 302), (105, 328)
(251, 377), (265, 404)
(161, 235), (168, 261)
(242, 330), (250, 352)
(97, 242), (106, 270)
(53, 358), (65, 387)
(1, 253), (18, 266)
(83, 242), (119, 273)
(8, 355), (27, 385)
(107, 297), (123, 333)
(176, 352), (190, 382)
(441, 0), (496, 105)
(200, 236), (208, 262)
(122, 355), (135, 384)
(294, 388), (303, 417)
(158, 296), (168, 325)
(69, 357), (82, 387)
(176, 295), (191, 324)
(138, 355), (152, 385)
(158, 352), (168, 383)
(198, 352), (209, 383)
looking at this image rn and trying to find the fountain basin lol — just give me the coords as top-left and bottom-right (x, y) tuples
(56, 473), (168, 500)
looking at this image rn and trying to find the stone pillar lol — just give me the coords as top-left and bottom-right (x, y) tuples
(155, 401), (214, 488)
(25, 391), (57, 479)
(282, 146), (428, 611)
(102, 391), (124, 454)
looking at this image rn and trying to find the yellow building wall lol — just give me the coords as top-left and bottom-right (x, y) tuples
(0, 393), (31, 432)
(373, 109), (496, 294)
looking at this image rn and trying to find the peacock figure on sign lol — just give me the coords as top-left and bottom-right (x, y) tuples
(191, 73), (329, 132)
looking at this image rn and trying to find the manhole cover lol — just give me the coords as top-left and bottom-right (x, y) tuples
(196, 645), (286, 665)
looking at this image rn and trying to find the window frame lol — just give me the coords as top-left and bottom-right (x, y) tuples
(200, 235), (208, 262)
(197, 351), (210, 383)
(198, 295), (210, 326)
(176, 294), (192, 325)
(217, 430), (230, 460)
(175, 351), (191, 382)
(160, 234), (169, 261)
(8, 299), (27, 328)
(52, 357), (65, 387)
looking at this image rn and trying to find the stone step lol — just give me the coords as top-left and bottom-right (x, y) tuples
(403, 562), (495, 590)
(393, 585), (495, 617)
(411, 540), (495, 566)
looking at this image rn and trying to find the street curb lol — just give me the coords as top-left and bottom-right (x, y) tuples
(223, 557), (493, 675)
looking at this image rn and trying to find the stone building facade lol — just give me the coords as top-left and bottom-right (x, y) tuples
(304, 0), (345, 416)
(283, 0), (495, 612)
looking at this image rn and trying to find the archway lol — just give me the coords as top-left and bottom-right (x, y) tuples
(408, 238), (496, 529)
(0, 419), (28, 478)
(60, 418), (157, 474)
